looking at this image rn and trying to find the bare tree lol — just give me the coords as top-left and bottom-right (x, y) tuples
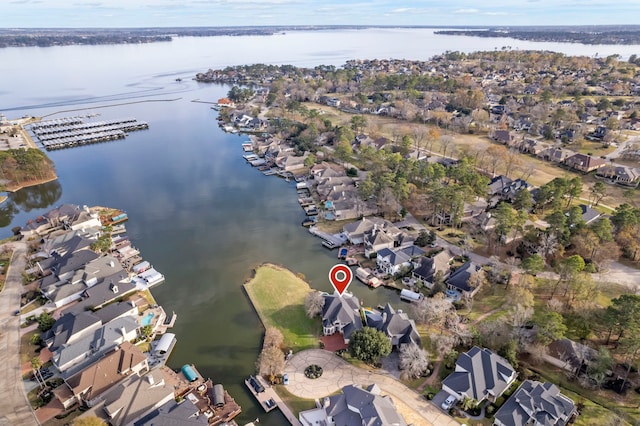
(304, 291), (325, 318)
(430, 333), (457, 357)
(263, 327), (284, 349)
(257, 345), (285, 377)
(412, 293), (454, 326)
(439, 135), (454, 158)
(399, 343), (430, 379)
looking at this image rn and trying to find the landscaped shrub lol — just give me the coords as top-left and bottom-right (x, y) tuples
(304, 364), (323, 379)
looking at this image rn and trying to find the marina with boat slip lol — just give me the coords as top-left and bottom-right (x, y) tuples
(27, 116), (148, 150)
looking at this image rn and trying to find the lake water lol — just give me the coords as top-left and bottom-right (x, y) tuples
(1, 28), (639, 424)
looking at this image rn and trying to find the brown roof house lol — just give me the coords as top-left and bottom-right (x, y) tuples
(55, 341), (149, 409)
(563, 153), (606, 173)
(78, 369), (174, 426)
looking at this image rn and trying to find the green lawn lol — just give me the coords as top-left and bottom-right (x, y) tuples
(243, 263), (320, 350)
(275, 386), (317, 414)
(466, 284), (509, 323)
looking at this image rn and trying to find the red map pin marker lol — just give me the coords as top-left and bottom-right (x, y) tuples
(329, 264), (353, 296)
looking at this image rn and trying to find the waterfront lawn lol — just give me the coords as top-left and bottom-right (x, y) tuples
(244, 264), (320, 350)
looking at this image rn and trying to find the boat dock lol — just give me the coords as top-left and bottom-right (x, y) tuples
(244, 375), (302, 425)
(28, 117), (148, 150)
(308, 226), (347, 248)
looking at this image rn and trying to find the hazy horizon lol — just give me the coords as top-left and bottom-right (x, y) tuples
(3, 0), (640, 28)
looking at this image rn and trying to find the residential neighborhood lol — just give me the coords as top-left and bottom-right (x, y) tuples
(195, 50), (640, 426)
(10, 204), (242, 426)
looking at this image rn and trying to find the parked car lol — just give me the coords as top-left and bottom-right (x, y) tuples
(441, 394), (456, 411)
(283, 373), (289, 385)
(265, 398), (276, 409)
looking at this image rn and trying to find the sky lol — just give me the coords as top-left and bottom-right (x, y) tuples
(2, 0), (639, 28)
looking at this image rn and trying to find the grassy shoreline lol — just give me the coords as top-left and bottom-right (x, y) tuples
(243, 263), (320, 351)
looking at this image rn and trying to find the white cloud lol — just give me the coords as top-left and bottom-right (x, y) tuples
(454, 8), (479, 14)
(391, 8), (414, 13)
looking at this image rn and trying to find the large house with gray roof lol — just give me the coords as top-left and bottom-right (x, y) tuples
(43, 311), (103, 353)
(298, 384), (407, 426)
(442, 346), (516, 404)
(366, 304), (421, 349)
(412, 250), (453, 287)
(53, 315), (139, 374)
(446, 261), (483, 298)
(40, 254), (126, 308)
(322, 294), (421, 350)
(321, 293), (363, 343)
(494, 380), (576, 426)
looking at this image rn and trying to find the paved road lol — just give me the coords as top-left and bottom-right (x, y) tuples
(0, 242), (38, 426)
(284, 349), (459, 426)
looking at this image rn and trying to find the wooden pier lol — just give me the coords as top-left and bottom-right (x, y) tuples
(244, 375), (302, 425)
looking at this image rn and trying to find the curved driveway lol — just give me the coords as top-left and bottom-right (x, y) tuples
(0, 242), (38, 426)
(284, 349), (459, 426)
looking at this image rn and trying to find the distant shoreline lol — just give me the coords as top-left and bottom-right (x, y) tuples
(3, 25), (640, 48)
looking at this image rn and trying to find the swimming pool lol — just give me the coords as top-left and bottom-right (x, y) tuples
(141, 312), (154, 326)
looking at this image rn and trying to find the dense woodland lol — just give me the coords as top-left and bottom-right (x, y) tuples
(0, 149), (56, 190)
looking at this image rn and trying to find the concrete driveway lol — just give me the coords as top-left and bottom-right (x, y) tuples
(284, 349), (459, 426)
(0, 242), (38, 426)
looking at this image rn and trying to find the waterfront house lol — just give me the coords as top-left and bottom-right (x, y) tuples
(40, 254), (126, 308)
(216, 98), (235, 108)
(321, 292), (362, 344)
(52, 315), (140, 374)
(310, 161), (345, 179)
(365, 226), (396, 257)
(366, 303), (421, 349)
(299, 384), (407, 426)
(343, 217), (393, 245)
(276, 152), (308, 172)
(442, 346), (516, 405)
(375, 245), (424, 276)
(54, 341), (149, 409)
(43, 311), (103, 353)
(494, 380), (576, 426)
(446, 261), (483, 298)
(411, 250), (453, 287)
(376, 247), (411, 276)
(78, 369), (174, 426)
(70, 271), (136, 312)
